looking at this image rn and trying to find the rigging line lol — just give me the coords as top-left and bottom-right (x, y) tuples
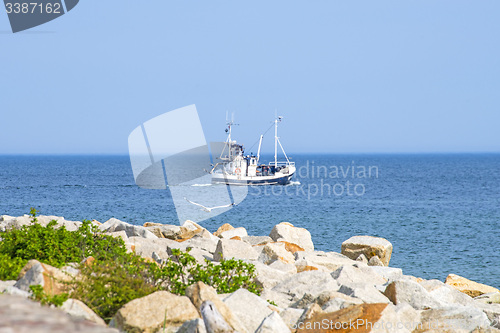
(247, 122), (275, 152)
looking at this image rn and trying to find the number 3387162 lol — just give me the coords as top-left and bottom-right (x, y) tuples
(5, 2), (61, 14)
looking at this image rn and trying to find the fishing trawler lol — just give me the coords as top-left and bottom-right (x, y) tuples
(211, 115), (296, 185)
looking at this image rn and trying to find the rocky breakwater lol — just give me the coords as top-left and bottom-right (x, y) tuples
(0, 214), (500, 333)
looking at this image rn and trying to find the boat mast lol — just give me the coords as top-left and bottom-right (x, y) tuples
(274, 117), (278, 167)
(274, 115), (283, 167)
(257, 135), (263, 163)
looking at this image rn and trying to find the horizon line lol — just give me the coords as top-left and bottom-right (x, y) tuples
(0, 151), (499, 156)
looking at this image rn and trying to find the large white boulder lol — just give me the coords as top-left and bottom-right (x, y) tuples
(418, 305), (490, 332)
(258, 242), (295, 265)
(419, 279), (474, 306)
(384, 279), (442, 310)
(255, 311), (291, 333)
(218, 227), (248, 239)
(269, 222), (314, 252)
(222, 289), (273, 333)
(213, 239), (259, 261)
(61, 299), (106, 326)
(127, 236), (176, 260)
(338, 284), (391, 304)
(110, 291), (199, 332)
(331, 264), (386, 287)
(185, 282), (246, 333)
(272, 271), (339, 304)
(294, 251), (355, 272)
(247, 260), (293, 290)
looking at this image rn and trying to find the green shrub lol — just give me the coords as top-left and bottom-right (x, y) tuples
(30, 284), (68, 307)
(0, 209), (126, 280)
(0, 209), (262, 323)
(0, 253), (26, 280)
(190, 257), (261, 295)
(70, 252), (158, 322)
(70, 248), (262, 322)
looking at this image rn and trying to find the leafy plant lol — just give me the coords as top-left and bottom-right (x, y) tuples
(0, 209), (262, 323)
(30, 284), (68, 307)
(0, 252), (26, 280)
(0, 211), (126, 280)
(190, 258), (261, 295)
(70, 252), (157, 322)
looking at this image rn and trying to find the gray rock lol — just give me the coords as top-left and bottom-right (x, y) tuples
(200, 301), (233, 333)
(368, 265), (403, 282)
(341, 235), (393, 266)
(185, 238), (220, 254)
(241, 236), (273, 246)
(111, 291), (199, 332)
(127, 236), (175, 259)
(368, 255), (384, 266)
(259, 289), (295, 309)
(475, 292), (500, 305)
(294, 251), (355, 272)
(249, 261), (292, 290)
(269, 222), (314, 251)
(186, 282), (246, 333)
(322, 297), (364, 313)
(187, 248), (214, 265)
(355, 253), (368, 263)
(473, 302), (500, 329)
(213, 239), (259, 261)
(0, 214), (14, 222)
(255, 312), (291, 333)
(3, 286), (31, 298)
(3, 215), (84, 232)
(420, 279), (474, 306)
(0, 280), (16, 292)
(99, 218), (157, 239)
(331, 264), (386, 287)
(14, 261), (45, 292)
(291, 290), (363, 311)
(61, 299), (106, 326)
(418, 305), (490, 332)
(272, 271), (339, 303)
(178, 318), (208, 333)
(222, 289), (273, 333)
(268, 260), (297, 275)
(103, 230), (128, 243)
(384, 279), (442, 310)
(338, 283), (391, 304)
(279, 308), (304, 329)
(394, 302), (422, 329)
(219, 227), (248, 239)
(258, 242), (295, 265)
(294, 259), (328, 273)
(144, 223), (183, 239)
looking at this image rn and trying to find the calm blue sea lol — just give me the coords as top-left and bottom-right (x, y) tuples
(0, 154), (499, 288)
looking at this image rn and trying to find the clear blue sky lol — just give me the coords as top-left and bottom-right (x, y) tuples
(1, 0), (499, 154)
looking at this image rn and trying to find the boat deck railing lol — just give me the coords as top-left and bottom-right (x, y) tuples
(267, 161), (295, 167)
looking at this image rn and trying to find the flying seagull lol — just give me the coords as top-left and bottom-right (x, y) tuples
(184, 197), (235, 212)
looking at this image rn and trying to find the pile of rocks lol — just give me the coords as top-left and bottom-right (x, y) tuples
(1, 214), (500, 333)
